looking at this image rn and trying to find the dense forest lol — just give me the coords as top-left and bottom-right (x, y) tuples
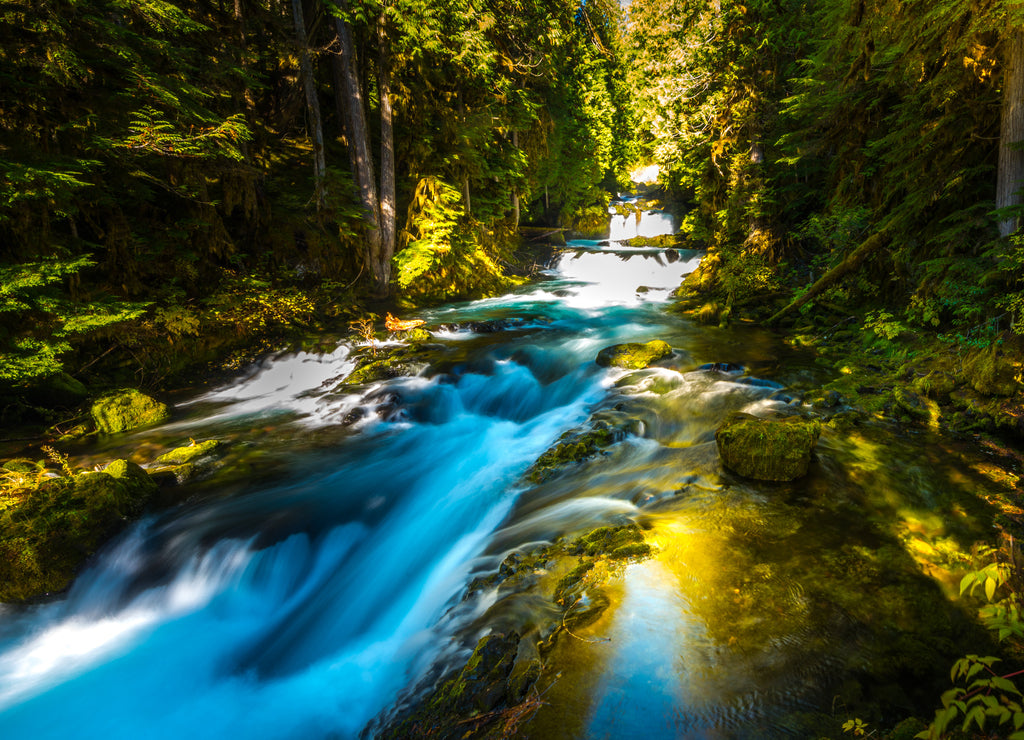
(7, 0), (1024, 419)
(0, 0), (629, 410)
(8, 1), (1024, 738)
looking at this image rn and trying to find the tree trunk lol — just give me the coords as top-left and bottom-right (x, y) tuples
(767, 230), (889, 324)
(292, 0), (327, 211)
(335, 3), (382, 280)
(998, 29), (1024, 237)
(376, 12), (396, 294)
(511, 130), (520, 227)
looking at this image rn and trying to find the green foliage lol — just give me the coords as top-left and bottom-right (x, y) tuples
(920, 550), (1024, 739)
(394, 176), (516, 301)
(0, 255), (150, 383)
(864, 311), (908, 341)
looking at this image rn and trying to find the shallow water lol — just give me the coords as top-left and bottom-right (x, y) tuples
(0, 219), (1005, 738)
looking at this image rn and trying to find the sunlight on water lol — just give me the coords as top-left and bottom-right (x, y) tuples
(3, 203), (985, 740)
(608, 210), (677, 241)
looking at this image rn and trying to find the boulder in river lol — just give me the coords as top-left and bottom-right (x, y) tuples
(595, 339), (673, 370)
(0, 459), (158, 601)
(156, 439), (222, 466)
(715, 413), (821, 482)
(91, 389), (170, 434)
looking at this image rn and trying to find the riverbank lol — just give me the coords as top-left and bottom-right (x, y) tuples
(2, 199), (1023, 739)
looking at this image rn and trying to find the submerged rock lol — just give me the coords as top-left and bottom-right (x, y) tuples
(0, 460), (158, 601)
(91, 389), (170, 434)
(715, 413), (822, 481)
(525, 421), (622, 483)
(595, 339), (673, 370)
(378, 631), (527, 740)
(156, 439), (222, 466)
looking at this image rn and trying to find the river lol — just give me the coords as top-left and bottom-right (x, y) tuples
(0, 201), (1004, 738)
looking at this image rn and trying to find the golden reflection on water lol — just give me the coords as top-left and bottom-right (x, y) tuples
(524, 419), (1011, 738)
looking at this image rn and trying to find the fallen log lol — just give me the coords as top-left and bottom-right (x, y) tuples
(767, 230), (889, 325)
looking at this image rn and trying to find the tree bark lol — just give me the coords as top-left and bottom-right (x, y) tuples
(998, 28), (1024, 237)
(292, 0), (327, 211)
(376, 11), (396, 294)
(511, 130), (520, 227)
(335, 3), (382, 281)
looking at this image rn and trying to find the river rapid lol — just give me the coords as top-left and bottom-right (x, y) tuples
(0, 201), (1007, 738)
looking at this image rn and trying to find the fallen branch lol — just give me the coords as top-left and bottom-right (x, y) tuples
(767, 230), (889, 325)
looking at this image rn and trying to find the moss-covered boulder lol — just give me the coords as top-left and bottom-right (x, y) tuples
(379, 631), (526, 739)
(715, 413), (822, 482)
(595, 339), (673, 370)
(91, 389), (170, 434)
(525, 422), (620, 483)
(156, 439), (222, 465)
(962, 345), (1020, 397)
(0, 460), (158, 601)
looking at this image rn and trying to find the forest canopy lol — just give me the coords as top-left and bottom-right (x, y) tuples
(4, 0), (1024, 401)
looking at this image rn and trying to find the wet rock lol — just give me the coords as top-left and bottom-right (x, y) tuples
(595, 339), (673, 370)
(893, 387), (930, 420)
(697, 362), (744, 374)
(525, 421), (621, 483)
(0, 460), (157, 601)
(715, 413), (822, 481)
(963, 346), (1019, 396)
(156, 439), (222, 465)
(812, 390), (843, 409)
(91, 389), (170, 434)
(620, 233), (683, 248)
(567, 523), (648, 558)
(379, 632), (524, 739)
(912, 370), (956, 399)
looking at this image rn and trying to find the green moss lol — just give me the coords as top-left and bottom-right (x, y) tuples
(620, 233), (683, 248)
(962, 345), (1019, 396)
(554, 561), (595, 605)
(156, 439), (222, 465)
(912, 370), (956, 398)
(380, 632), (523, 739)
(595, 339), (673, 370)
(571, 523), (645, 556)
(715, 413), (822, 481)
(0, 461), (157, 601)
(525, 423), (618, 483)
(91, 389), (170, 434)
(610, 542), (652, 559)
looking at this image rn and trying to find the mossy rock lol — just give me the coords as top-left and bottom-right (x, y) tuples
(0, 460), (158, 601)
(893, 386), (930, 420)
(620, 233), (683, 248)
(525, 422), (620, 483)
(595, 339), (673, 370)
(962, 345), (1019, 397)
(399, 327), (432, 343)
(341, 344), (434, 387)
(379, 632), (524, 739)
(912, 370), (956, 399)
(156, 439), (222, 465)
(715, 413), (822, 482)
(568, 523), (647, 558)
(91, 389), (171, 434)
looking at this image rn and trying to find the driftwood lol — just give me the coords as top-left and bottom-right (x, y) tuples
(385, 313), (426, 332)
(767, 231), (889, 325)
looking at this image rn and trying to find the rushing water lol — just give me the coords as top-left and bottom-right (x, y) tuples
(0, 202), (1004, 738)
